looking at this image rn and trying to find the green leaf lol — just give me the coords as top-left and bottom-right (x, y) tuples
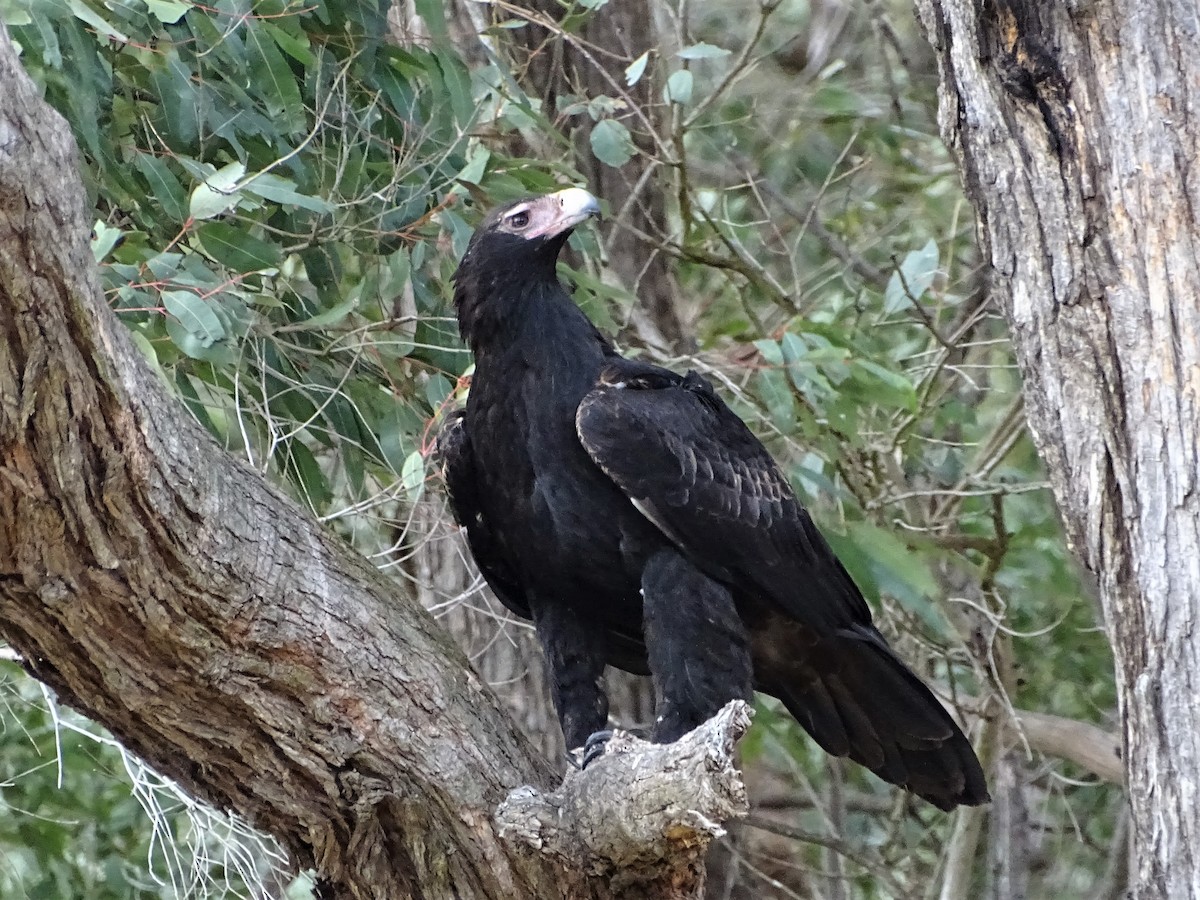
(791, 452), (839, 502)
(198, 222), (283, 273)
(243, 174), (335, 214)
(247, 23), (305, 134)
(0, 0), (32, 26)
(781, 331), (835, 399)
(165, 316), (234, 363)
(425, 373), (453, 411)
(455, 145), (490, 186)
(677, 42), (731, 60)
(624, 51), (649, 86)
(299, 245), (342, 304)
(779, 331), (806, 364)
(91, 221), (123, 262)
(401, 450), (426, 496)
(790, 332), (850, 383)
(840, 521), (945, 636)
(414, 0), (450, 43)
(126, 329), (173, 390)
(298, 294), (360, 329)
(378, 406), (415, 474)
(852, 359), (918, 411)
(578, 0), (610, 8)
(754, 338), (784, 366)
(380, 248), (413, 304)
(589, 118), (635, 168)
(434, 50), (475, 129)
(756, 369), (795, 433)
(147, 48), (200, 150)
(68, 0), (127, 43)
(884, 238), (939, 313)
(133, 153), (189, 223)
(189, 162), (246, 220)
(161, 290), (225, 347)
(581, 94), (628, 121)
(282, 439), (332, 510)
(663, 70), (693, 105)
(144, 251), (183, 282)
(262, 21), (314, 66)
(143, 0), (190, 24)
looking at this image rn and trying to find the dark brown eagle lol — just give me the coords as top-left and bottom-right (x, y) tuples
(438, 188), (987, 810)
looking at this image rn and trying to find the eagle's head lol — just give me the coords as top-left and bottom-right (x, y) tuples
(452, 188), (601, 345)
(457, 188), (600, 274)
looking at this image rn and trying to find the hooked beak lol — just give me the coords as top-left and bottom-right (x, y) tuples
(544, 188), (601, 237)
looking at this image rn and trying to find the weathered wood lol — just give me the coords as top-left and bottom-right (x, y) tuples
(498, 702), (752, 900)
(913, 1), (1200, 895)
(0, 24), (739, 900)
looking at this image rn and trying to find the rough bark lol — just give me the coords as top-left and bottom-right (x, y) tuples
(498, 703), (751, 899)
(0, 26), (740, 900)
(913, 1), (1200, 895)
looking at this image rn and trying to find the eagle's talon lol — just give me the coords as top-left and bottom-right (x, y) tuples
(578, 729), (615, 770)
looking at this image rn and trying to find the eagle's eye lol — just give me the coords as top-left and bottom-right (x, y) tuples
(508, 210), (530, 229)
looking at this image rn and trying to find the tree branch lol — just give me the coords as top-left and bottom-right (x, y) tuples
(1011, 707), (1122, 786)
(499, 703), (751, 896)
(952, 697), (1122, 785)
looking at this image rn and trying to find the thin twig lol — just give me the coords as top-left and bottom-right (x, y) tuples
(744, 813), (917, 900)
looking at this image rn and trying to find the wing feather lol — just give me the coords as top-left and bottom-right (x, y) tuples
(576, 364), (870, 631)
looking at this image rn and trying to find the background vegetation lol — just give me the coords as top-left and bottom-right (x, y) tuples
(0, 0), (1120, 895)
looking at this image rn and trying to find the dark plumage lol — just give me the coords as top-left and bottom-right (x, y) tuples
(439, 189), (988, 810)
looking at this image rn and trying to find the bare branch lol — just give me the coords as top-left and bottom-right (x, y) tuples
(1012, 708), (1122, 786)
(740, 813), (916, 900)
